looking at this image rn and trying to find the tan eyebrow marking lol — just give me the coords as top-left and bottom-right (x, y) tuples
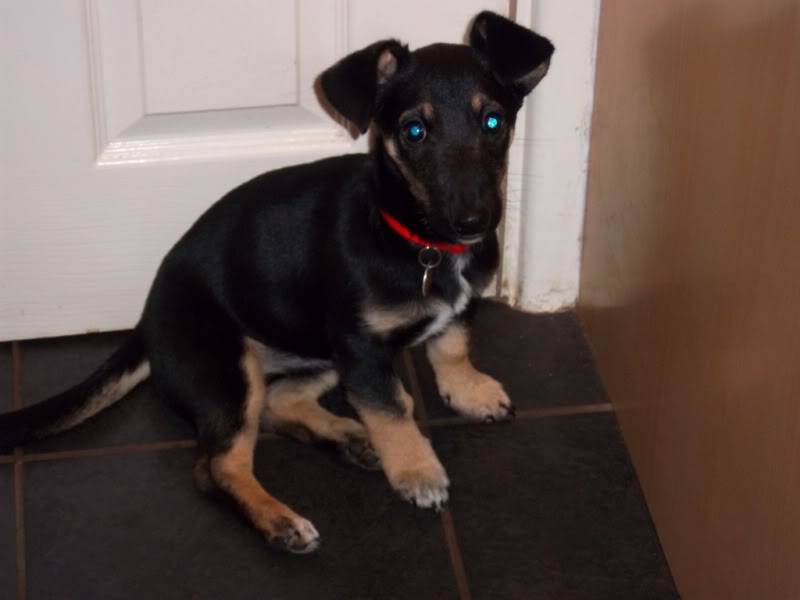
(383, 138), (430, 205)
(471, 93), (487, 113)
(399, 104), (434, 124)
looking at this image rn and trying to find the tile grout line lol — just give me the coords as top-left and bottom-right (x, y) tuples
(440, 509), (473, 600)
(427, 402), (616, 428)
(0, 402), (617, 466)
(11, 342), (26, 600)
(403, 351), (473, 600)
(18, 430), (285, 464)
(21, 439), (198, 464)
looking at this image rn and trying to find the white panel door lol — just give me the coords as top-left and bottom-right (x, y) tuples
(0, 0), (510, 341)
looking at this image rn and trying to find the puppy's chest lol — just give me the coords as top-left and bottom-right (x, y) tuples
(362, 262), (473, 346)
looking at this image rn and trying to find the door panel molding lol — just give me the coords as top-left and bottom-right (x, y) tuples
(85, 0), (352, 166)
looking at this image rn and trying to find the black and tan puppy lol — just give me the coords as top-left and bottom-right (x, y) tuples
(0, 12), (553, 554)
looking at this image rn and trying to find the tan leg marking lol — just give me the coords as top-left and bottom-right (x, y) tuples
(426, 323), (514, 421)
(209, 340), (320, 554)
(264, 370), (380, 469)
(354, 384), (449, 509)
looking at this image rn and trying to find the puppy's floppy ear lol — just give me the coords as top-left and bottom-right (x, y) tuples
(469, 11), (555, 98)
(319, 39), (410, 134)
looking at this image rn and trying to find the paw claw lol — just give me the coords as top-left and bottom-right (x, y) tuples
(340, 434), (381, 470)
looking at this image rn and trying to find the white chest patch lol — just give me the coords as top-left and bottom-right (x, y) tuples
(412, 255), (472, 345)
(362, 255), (473, 346)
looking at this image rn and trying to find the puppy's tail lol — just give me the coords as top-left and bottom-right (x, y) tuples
(0, 328), (149, 450)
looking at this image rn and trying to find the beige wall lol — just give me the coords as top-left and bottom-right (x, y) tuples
(578, 2), (800, 598)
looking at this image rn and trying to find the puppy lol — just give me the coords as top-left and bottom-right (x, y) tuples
(0, 11), (553, 554)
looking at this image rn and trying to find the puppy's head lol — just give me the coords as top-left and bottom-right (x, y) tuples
(320, 11), (554, 244)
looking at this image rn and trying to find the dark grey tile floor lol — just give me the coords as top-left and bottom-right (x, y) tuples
(0, 301), (679, 600)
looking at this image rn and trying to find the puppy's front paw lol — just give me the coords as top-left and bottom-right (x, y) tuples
(391, 459), (450, 510)
(440, 371), (514, 422)
(267, 515), (321, 555)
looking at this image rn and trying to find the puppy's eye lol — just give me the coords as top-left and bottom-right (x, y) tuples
(483, 112), (502, 132)
(402, 120), (427, 143)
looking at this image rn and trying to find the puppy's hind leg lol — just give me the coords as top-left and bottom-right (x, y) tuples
(144, 271), (319, 553)
(165, 336), (319, 554)
(264, 370), (380, 470)
(203, 340), (320, 554)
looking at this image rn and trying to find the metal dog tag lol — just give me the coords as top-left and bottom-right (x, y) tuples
(418, 246), (442, 297)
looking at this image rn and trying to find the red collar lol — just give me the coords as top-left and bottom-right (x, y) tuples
(379, 210), (468, 255)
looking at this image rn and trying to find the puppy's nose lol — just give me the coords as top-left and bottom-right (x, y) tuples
(454, 210), (490, 237)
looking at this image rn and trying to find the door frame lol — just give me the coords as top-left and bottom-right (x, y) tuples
(500, 0), (601, 311)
